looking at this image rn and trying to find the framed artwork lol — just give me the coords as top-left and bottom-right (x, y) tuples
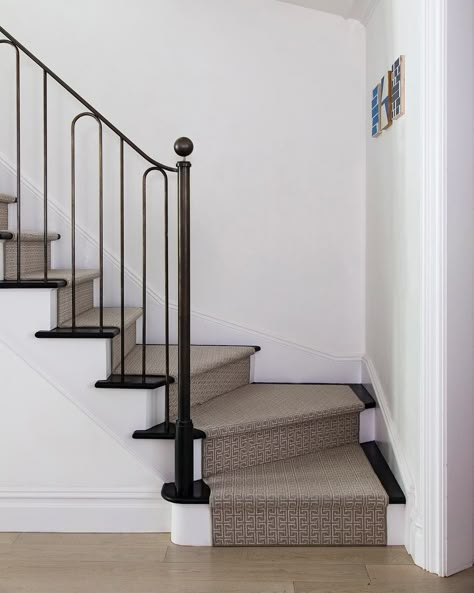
(380, 70), (392, 130)
(371, 84), (381, 138)
(392, 55), (406, 119)
(371, 55), (405, 138)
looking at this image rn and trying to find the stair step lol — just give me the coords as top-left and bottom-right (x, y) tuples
(194, 383), (365, 477)
(35, 327), (120, 339)
(207, 443), (389, 546)
(0, 230), (60, 241)
(4, 268), (98, 294)
(36, 307), (141, 342)
(1, 232), (61, 279)
(133, 421), (205, 440)
(1, 269), (100, 286)
(0, 194), (16, 204)
(98, 345), (257, 396)
(59, 306), (142, 330)
(0, 279), (67, 289)
(95, 374), (169, 390)
(120, 344), (258, 377)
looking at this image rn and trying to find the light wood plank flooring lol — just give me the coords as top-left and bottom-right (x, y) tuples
(0, 533), (473, 592)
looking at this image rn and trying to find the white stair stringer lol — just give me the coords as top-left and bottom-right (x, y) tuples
(0, 332), (169, 532)
(0, 288), (182, 482)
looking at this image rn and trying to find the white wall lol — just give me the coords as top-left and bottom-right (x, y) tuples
(364, 0), (421, 493)
(0, 0), (366, 374)
(366, 0), (474, 576)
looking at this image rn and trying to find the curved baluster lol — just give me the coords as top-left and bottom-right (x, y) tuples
(142, 166), (170, 427)
(71, 112), (104, 328)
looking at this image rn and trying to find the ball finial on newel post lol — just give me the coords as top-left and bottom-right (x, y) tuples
(174, 137), (194, 159)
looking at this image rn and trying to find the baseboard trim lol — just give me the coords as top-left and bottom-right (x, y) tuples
(0, 490), (171, 532)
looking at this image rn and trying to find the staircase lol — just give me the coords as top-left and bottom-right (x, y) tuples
(0, 27), (405, 546)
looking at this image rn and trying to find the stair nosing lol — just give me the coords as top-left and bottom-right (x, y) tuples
(0, 194), (17, 204)
(0, 230), (61, 242)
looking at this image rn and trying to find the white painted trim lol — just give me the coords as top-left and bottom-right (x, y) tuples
(171, 504), (212, 546)
(0, 489), (170, 532)
(359, 408), (375, 443)
(419, 0), (448, 576)
(387, 504), (406, 546)
(0, 152), (362, 365)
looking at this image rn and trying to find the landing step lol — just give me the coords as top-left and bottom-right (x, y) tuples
(207, 443), (390, 546)
(361, 441), (406, 504)
(0, 279), (67, 289)
(95, 374), (169, 390)
(133, 421), (205, 440)
(162, 479), (210, 504)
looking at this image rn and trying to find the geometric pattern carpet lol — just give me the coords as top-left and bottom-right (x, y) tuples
(194, 384), (388, 546)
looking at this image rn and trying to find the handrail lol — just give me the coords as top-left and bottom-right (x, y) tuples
(0, 26), (177, 173)
(0, 25), (204, 504)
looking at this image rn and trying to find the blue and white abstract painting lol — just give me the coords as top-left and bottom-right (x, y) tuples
(391, 55), (405, 119)
(371, 55), (405, 138)
(371, 84), (381, 138)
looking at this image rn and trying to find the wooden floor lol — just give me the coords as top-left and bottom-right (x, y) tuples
(0, 533), (474, 592)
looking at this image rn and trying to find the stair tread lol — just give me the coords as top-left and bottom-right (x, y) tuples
(193, 383), (364, 437)
(16, 269), (99, 285)
(0, 193), (16, 204)
(0, 230), (60, 241)
(114, 344), (256, 377)
(60, 307), (142, 329)
(207, 443), (388, 506)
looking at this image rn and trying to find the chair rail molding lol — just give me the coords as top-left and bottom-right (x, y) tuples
(419, 0), (447, 576)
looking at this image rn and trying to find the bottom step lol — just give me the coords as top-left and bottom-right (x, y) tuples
(168, 442), (405, 547)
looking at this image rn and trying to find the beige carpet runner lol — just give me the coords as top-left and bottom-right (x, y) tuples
(193, 384), (388, 546)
